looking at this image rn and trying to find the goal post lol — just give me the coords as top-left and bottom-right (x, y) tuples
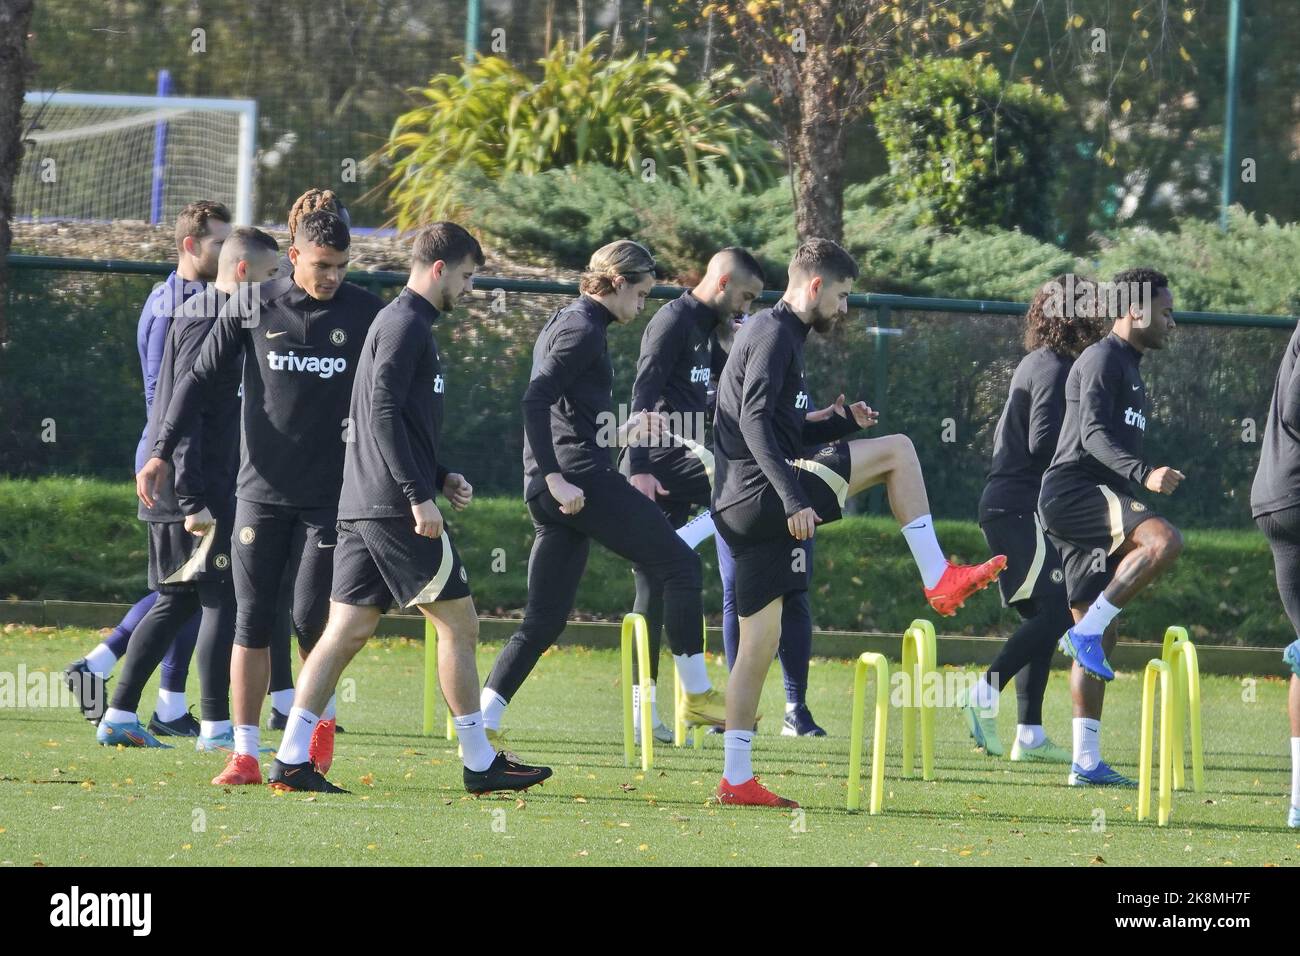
(18, 90), (257, 225)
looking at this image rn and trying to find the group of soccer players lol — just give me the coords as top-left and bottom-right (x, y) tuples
(63, 191), (1300, 822)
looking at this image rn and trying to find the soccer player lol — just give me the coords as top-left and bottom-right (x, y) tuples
(65, 200), (231, 731)
(137, 211), (383, 785)
(267, 222), (551, 794)
(618, 247), (764, 742)
(262, 187), (351, 728)
(98, 229), (281, 749)
(1248, 312), (1300, 828)
(712, 238), (1006, 807)
(480, 240), (725, 744)
(1038, 267), (1183, 787)
(966, 275), (1104, 761)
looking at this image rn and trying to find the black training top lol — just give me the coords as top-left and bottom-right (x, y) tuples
(979, 346), (1073, 520)
(712, 301), (858, 518)
(1040, 332), (1152, 500)
(151, 275), (383, 510)
(337, 288), (452, 520)
(626, 290), (721, 474)
(139, 287), (241, 523)
(521, 295), (619, 501)
(1250, 321), (1300, 517)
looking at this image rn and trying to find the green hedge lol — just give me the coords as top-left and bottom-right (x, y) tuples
(870, 56), (1066, 238)
(0, 478), (1290, 648)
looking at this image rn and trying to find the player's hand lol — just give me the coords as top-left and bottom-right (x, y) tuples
(412, 498), (444, 538)
(442, 473), (473, 511)
(546, 473), (586, 515)
(184, 507), (214, 536)
(1144, 466), (1185, 495)
(621, 410), (667, 448)
(628, 472), (667, 501)
(135, 457), (171, 509)
(787, 506), (822, 541)
(823, 393), (878, 429)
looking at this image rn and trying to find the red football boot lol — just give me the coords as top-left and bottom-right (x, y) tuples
(716, 776), (799, 808)
(924, 555), (1007, 617)
(309, 718), (336, 775)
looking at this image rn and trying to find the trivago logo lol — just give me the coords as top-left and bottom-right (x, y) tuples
(266, 350), (348, 378)
(49, 886), (151, 936)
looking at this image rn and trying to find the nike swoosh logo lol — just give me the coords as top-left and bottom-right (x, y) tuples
(316, 542), (336, 549)
(266, 330), (289, 338)
(1131, 385), (1141, 390)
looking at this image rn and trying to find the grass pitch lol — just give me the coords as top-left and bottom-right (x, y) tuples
(0, 626), (1295, 867)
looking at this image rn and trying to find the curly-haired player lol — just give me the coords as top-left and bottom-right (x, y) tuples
(965, 274), (1105, 763)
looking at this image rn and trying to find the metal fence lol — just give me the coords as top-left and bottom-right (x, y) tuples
(4, 254), (1295, 528)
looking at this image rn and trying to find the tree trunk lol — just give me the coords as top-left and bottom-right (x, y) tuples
(0, 0), (36, 347)
(792, 46), (845, 242)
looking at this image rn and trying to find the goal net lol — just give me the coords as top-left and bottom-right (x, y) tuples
(16, 91), (256, 225)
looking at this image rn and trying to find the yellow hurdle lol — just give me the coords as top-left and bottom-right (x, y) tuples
(900, 618), (937, 780)
(620, 613), (654, 770)
(1138, 658), (1174, 826)
(1161, 626), (1204, 792)
(421, 617), (457, 739)
(672, 618), (708, 750)
(846, 652), (890, 813)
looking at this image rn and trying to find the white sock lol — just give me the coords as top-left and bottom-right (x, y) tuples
(103, 706), (136, 726)
(1077, 594), (1122, 636)
(1073, 717), (1102, 771)
(276, 708), (317, 765)
(1017, 723), (1046, 748)
(1291, 737), (1300, 809)
(270, 689), (295, 713)
(723, 730), (754, 785)
(234, 724), (260, 757)
(672, 653), (710, 694)
(154, 688), (187, 722)
(455, 711), (495, 772)
(785, 701), (798, 713)
(677, 511), (716, 549)
(971, 675), (999, 712)
(200, 719), (232, 739)
(901, 514), (947, 589)
(481, 688), (507, 730)
(321, 694), (337, 721)
(632, 682), (659, 729)
(84, 643), (118, 678)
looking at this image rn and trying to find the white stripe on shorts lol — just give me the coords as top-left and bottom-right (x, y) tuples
(1097, 485), (1125, 555)
(791, 457), (848, 509)
(1008, 513), (1048, 604)
(405, 531), (455, 608)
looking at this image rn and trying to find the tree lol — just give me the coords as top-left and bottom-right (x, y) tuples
(698, 0), (979, 242)
(0, 0), (34, 346)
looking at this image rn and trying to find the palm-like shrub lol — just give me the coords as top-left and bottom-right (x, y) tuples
(369, 36), (777, 229)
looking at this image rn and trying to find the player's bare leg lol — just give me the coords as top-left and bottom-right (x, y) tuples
(717, 596), (796, 807)
(841, 435), (1006, 615)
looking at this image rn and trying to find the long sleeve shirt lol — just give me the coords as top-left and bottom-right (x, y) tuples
(979, 346), (1072, 519)
(1041, 332), (1153, 500)
(627, 290), (720, 473)
(134, 271), (204, 472)
(138, 287), (241, 522)
(337, 288), (452, 520)
(1251, 321), (1300, 517)
(521, 296), (618, 501)
(151, 276), (383, 509)
(712, 301), (859, 518)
